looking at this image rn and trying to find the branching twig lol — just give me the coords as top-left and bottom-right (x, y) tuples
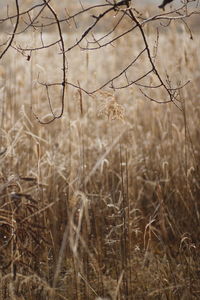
(0, 0), (20, 60)
(0, 0), (199, 122)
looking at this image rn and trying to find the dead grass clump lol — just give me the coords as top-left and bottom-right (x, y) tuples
(0, 10), (200, 300)
(97, 91), (125, 121)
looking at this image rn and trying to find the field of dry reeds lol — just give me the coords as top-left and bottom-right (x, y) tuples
(0, 1), (200, 299)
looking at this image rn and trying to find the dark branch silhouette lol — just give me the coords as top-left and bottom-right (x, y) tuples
(0, 0), (199, 123)
(159, 0), (174, 10)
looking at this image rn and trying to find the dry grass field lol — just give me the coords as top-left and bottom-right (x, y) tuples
(0, 2), (200, 299)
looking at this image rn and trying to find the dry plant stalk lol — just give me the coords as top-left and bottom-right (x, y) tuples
(0, 0), (199, 122)
(0, 1), (200, 300)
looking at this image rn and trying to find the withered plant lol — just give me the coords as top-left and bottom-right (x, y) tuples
(0, 1), (200, 299)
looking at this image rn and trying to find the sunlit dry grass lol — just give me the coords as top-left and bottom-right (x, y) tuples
(0, 9), (200, 299)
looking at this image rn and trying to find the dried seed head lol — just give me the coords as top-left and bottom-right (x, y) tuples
(97, 91), (125, 121)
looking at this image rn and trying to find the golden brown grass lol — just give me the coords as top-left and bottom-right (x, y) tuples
(0, 10), (200, 299)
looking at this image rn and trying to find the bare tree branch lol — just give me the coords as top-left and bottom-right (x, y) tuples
(0, 0), (20, 60)
(0, 0), (199, 123)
